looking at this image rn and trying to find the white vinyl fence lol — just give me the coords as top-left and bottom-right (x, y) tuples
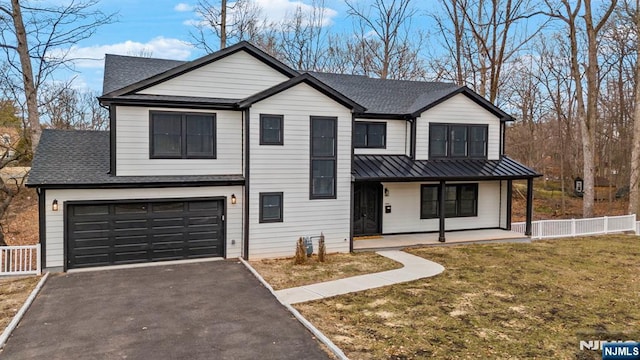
(0, 244), (41, 276)
(512, 215), (637, 240)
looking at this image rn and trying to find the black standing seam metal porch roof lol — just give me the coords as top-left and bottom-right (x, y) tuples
(353, 155), (541, 182)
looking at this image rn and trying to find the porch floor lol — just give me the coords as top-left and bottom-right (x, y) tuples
(353, 229), (529, 251)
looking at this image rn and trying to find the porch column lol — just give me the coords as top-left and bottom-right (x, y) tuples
(525, 178), (533, 236)
(506, 180), (513, 231)
(439, 180), (446, 242)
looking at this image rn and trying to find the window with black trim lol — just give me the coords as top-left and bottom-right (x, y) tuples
(310, 116), (337, 199)
(420, 184), (478, 219)
(259, 192), (283, 223)
(150, 112), (216, 159)
(354, 122), (386, 148)
(260, 114), (283, 145)
(429, 124), (487, 159)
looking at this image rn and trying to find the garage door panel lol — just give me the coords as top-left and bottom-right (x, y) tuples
(113, 219), (149, 229)
(67, 199), (224, 269)
(188, 201), (219, 211)
(112, 251), (150, 264)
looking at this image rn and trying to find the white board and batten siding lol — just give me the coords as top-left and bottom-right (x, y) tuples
(354, 119), (409, 156)
(381, 181), (503, 234)
(115, 106), (242, 176)
(415, 93), (501, 160)
(43, 187), (243, 269)
(248, 83), (352, 259)
(137, 51), (289, 99)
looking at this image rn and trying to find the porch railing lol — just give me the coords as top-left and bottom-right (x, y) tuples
(0, 244), (41, 276)
(512, 214), (637, 240)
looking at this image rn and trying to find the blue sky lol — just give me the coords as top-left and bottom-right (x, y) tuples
(62, 0), (365, 91)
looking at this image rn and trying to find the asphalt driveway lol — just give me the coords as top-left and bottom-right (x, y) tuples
(0, 260), (330, 360)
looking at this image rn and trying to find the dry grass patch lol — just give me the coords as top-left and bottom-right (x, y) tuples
(250, 252), (402, 290)
(296, 236), (640, 359)
(0, 276), (40, 331)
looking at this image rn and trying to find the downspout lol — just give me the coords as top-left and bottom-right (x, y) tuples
(37, 188), (46, 270)
(438, 180), (446, 242)
(243, 108), (251, 260)
(506, 179), (513, 231)
(349, 112), (355, 252)
(410, 116), (417, 160)
(108, 106), (116, 175)
(501, 120), (506, 156)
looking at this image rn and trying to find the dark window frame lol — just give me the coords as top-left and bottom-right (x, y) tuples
(259, 114), (284, 145)
(354, 121), (387, 149)
(149, 111), (217, 159)
(420, 183), (478, 219)
(429, 123), (488, 159)
(310, 116), (337, 200)
(259, 192), (283, 223)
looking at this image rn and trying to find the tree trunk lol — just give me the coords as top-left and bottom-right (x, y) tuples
(629, 1), (640, 215)
(220, 0), (227, 49)
(11, 0), (40, 153)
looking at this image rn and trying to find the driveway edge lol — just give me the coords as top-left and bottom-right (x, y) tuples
(238, 258), (349, 360)
(0, 272), (50, 349)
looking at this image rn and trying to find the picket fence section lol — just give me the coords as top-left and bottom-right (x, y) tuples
(0, 244), (41, 276)
(512, 214), (637, 240)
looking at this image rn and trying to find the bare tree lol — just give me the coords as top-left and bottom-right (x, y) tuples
(345, 0), (426, 80)
(0, 0), (113, 153)
(626, 0), (640, 215)
(191, 0), (266, 52)
(277, 0), (328, 71)
(40, 82), (108, 130)
(544, 0), (617, 218)
(430, 0), (546, 103)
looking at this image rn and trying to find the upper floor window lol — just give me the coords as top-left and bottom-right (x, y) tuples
(310, 116), (337, 199)
(354, 122), (386, 148)
(260, 114), (284, 145)
(429, 123), (487, 159)
(150, 112), (216, 159)
(420, 184), (478, 219)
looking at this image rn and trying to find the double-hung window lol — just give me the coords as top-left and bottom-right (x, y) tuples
(429, 124), (487, 159)
(310, 116), (337, 199)
(354, 122), (386, 148)
(150, 112), (216, 159)
(260, 114), (283, 145)
(420, 184), (478, 219)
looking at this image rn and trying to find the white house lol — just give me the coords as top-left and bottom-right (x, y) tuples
(27, 42), (539, 271)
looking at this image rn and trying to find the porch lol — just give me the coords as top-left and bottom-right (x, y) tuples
(353, 229), (529, 251)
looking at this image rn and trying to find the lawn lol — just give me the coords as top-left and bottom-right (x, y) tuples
(250, 252), (402, 290)
(0, 276), (40, 331)
(295, 236), (640, 359)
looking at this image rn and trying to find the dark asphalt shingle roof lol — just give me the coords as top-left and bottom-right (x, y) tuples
(27, 130), (244, 187)
(306, 72), (461, 115)
(353, 155), (540, 181)
(101, 54), (467, 116)
(103, 54), (185, 95)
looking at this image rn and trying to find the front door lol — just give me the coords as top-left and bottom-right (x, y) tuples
(353, 183), (382, 236)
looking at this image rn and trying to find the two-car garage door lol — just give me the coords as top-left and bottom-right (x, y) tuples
(66, 198), (224, 269)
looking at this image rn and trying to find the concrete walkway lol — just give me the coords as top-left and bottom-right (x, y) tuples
(275, 250), (445, 304)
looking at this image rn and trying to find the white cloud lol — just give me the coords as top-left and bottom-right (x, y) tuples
(254, 0), (338, 25)
(186, 0), (338, 28)
(60, 37), (194, 68)
(174, 3), (194, 12)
